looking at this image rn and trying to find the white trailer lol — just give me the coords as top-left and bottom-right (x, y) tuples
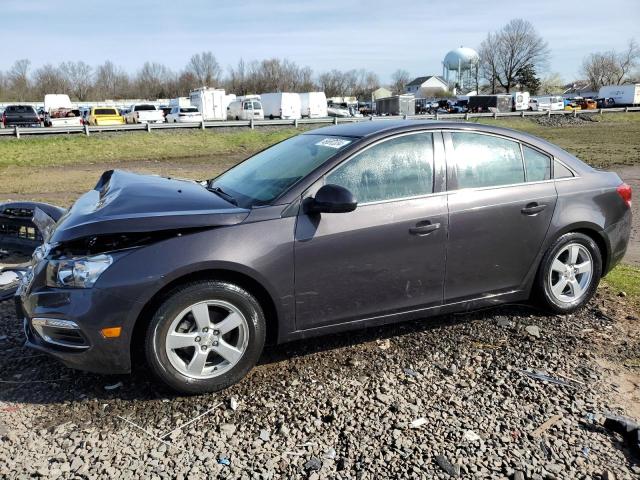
(189, 88), (227, 121)
(598, 84), (640, 106)
(299, 92), (328, 118)
(512, 91), (530, 111)
(260, 93), (301, 120)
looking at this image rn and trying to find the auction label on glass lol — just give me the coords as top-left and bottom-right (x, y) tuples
(316, 138), (351, 149)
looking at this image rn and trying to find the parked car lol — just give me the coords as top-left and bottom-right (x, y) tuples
(596, 97), (616, 109)
(227, 97), (264, 120)
(16, 120), (631, 394)
(166, 106), (204, 123)
(327, 104), (351, 117)
(87, 107), (125, 126)
(43, 94), (82, 127)
(578, 99), (597, 110)
(124, 104), (164, 124)
(159, 106), (172, 121)
(1, 105), (41, 128)
(529, 96), (564, 112)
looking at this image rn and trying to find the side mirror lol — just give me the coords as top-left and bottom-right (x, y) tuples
(305, 184), (357, 214)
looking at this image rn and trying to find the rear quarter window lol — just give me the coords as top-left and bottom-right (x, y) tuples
(554, 160), (574, 179)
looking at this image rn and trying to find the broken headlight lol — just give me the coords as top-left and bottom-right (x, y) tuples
(46, 254), (113, 288)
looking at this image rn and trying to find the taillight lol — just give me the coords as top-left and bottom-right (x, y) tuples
(617, 183), (632, 208)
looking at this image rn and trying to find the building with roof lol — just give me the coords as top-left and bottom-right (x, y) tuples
(404, 76), (449, 96)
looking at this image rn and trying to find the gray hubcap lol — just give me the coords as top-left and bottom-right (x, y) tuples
(164, 300), (249, 379)
(548, 243), (593, 304)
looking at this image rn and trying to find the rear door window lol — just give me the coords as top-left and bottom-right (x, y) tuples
(449, 132), (524, 189)
(523, 146), (551, 181)
(327, 132), (434, 203)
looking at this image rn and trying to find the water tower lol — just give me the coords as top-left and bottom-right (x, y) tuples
(443, 46), (480, 94)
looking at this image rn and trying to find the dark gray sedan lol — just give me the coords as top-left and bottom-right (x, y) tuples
(16, 120), (632, 393)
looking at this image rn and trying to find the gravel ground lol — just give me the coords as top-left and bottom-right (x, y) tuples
(1, 284), (639, 479)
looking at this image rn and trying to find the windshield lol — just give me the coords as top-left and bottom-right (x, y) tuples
(95, 108), (117, 115)
(211, 134), (353, 207)
(180, 107), (198, 113)
(135, 104), (156, 111)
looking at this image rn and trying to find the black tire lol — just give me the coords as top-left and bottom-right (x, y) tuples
(145, 280), (266, 394)
(535, 232), (602, 314)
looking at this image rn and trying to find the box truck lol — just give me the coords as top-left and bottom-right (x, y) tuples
(260, 93), (301, 119)
(512, 91), (530, 111)
(375, 95), (415, 116)
(598, 84), (640, 106)
(299, 92), (328, 118)
(189, 88), (227, 121)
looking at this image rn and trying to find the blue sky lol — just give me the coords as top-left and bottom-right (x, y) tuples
(2, 0), (639, 83)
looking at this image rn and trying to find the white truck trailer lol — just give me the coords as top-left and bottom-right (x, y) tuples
(189, 88), (227, 121)
(260, 93), (301, 120)
(299, 92), (328, 118)
(598, 84), (640, 106)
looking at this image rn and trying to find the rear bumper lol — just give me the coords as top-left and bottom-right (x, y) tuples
(603, 208), (632, 275)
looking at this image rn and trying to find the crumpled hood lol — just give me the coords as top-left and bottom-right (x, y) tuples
(51, 170), (250, 243)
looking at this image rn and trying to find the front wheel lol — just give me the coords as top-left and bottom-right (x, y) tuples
(145, 281), (266, 394)
(535, 232), (602, 314)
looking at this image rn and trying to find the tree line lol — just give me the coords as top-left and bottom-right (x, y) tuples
(0, 53), (382, 102)
(0, 19), (637, 102)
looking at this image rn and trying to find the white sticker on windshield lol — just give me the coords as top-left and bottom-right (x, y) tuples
(315, 138), (351, 149)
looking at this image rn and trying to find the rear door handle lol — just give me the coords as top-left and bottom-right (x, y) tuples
(521, 203), (547, 215)
(409, 221), (441, 236)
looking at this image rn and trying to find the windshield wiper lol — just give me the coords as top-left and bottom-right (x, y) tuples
(207, 185), (238, 206)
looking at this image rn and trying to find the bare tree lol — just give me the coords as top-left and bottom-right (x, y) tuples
(60, 61), (93, 100)
(185, 51), (221, 88)
(478, 19), (549, 93)
(581, 39), (639, 89)
(7, 59), (31, 100)
(390, 69), (411, 94)
(135, 62), (175, 99)
(94, 61), (131, 99)
(31, 64), (68, 99)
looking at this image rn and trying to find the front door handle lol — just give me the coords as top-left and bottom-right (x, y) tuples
(521, 202), (547, 215)
(409, 221), (441, 236)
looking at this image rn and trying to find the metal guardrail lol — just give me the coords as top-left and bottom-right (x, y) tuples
(1, 107), (639, 138)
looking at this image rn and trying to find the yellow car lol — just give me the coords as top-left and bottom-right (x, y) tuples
(88, 107), (124, 126)
(564, 101), (582, 111)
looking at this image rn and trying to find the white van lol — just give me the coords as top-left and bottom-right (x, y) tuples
(227, 96), (264, 120)
(189, 88), (227, 121)
(299, 92), (328, 118)
(260, 93), (301, 120)
(530, 96), (564, 112)
(512, 91), (530, 111)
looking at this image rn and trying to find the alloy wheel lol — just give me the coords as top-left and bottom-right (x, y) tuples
(164, 300), (249, 379)
(548, 243), (593, 304)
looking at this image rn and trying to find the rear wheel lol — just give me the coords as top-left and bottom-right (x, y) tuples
(535, 232), (602, 313)
(145, 281), (266, 394)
